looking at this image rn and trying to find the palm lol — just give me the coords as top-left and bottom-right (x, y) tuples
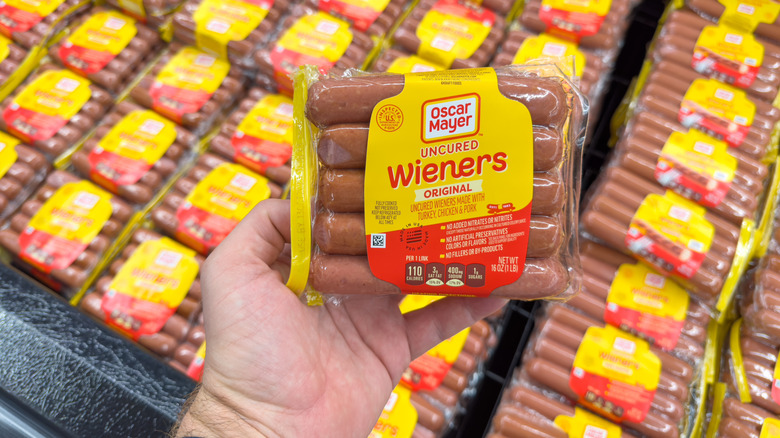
(195, 200), (505, 437)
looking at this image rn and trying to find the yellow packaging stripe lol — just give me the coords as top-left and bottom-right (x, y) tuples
(729, 319), (753, 403)
(716, 219), (755, 321)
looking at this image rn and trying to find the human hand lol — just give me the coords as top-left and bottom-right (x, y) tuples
(173, 199), (506, 437)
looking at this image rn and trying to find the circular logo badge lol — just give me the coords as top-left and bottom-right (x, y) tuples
(376, 104), (403, 132)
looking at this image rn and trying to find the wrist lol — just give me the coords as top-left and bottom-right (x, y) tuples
(173, 384), (272, 438)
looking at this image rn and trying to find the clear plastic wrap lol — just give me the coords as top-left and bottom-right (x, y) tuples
(170, 0), (290, 68)
(67, 101), (198, 207)
(388, 0), (506, 69)
(0, 64), (115, 161)
(48, 8), (163, 96)
(372, 297), (501, 437)
(491, 299), (708, 438)
(0, 0), (90, 50)
(0, 132), (48, 222)
(0, 171), (134, 298)
(128, 43), (246, 136)
(207, 87), (293, 186)
(253, 4), (379, 95)
(149, 153), (285, 255)
(77, 227), (204, 373)
(290, 64), (587, 300)
(708, 319), (780, 436)
(303, 0), (409, 37)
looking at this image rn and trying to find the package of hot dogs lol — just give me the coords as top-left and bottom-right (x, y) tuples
(49, 8), (163, 96)
(682, 0), (780, 46)
(207, 87), (293, 186)
(150, 154), (285, 255)
(371, 296), (499, 438)
(388, 0), (506, 69)
(291, 64), (587, 299)
(79, 228), (204, 369)
(68, 101), (197, 207)
(129, 43), (246, 135)
(0, 0), (90, 50)
(0, 64), (115, 161)
(496, 299), (706, 438)
(171, 0), (290, 67)
(0, 171), (133, 297)
(0, 131), (48, 221)
(253, 5), (379, 96)
(0, 35), (29, 90)
(303, 0), (409, 37)
(707, 318), (780, 436)
(106, 0), (183, 29)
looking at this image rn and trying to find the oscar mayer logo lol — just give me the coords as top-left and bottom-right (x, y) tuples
(422, 93), (480, 143)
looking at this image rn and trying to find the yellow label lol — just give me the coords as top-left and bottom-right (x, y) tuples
(0, 35), (10, 63)
(761, 418), (780, 438)
(237, 94), (294, 147)
(0, 132), (19, 179)
(680, 78), (755, 147)
(415, 0), (494, 68)
(571, 325), (661, 423)
(541, 0), (611, 15)
(108, 238), (198, 306)
(364, 69), (533, 296)
(606, 263), (689, 350)
(193, 0), (271, 59)
(155, 46), (230, 95)
(656, 130), (737, 208)
(13, 70), (91, 119)
(186, 163), (271, 222)
(512, 34), (586, 78)
(386, 55), (446, 74)
(4, 0), (64, 16)
(718, 0), (780, 33)
(276, 12), (353, 63)
(27, 181), (113, 244)
(97, 110), (177, 164)
(693, 25), (763, 89)
(370, 386), (417, 438)
(65, 11), (137, 55)
(554, 407), (622, 438)
(627, 191), (715, 279)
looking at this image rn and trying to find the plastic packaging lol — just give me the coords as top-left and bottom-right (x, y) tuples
(207, 87), (294, 186)
(78, 228), (204, 369)
(253, 4), (379, 95)
(0, 64), (115, 161)
(68, 101), (198, 207)
(150, 153), (284, 255)
(389, 0), (506, 69)
(0, 171), (134, 297)
(0, 36), (28, 85)
(303, 0), (408, 37)
(105, 0), (183, 29)
(290, 64), (587, 300)
(0, 132), (48, 221)
(171, 0), (290, 67)
(48, 8), (163, 95)
(0, 0), (90, 50)
(372, 296), (500, 437)
(128, 43), (246, 135)
(682, 0), (780, 45)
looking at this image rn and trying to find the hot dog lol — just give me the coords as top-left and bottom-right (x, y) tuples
(0, 136), (48, 221)
(49, 9), (162, 95)
(207, 88), (292, 185)
(0, 37), (27, 85)
(172, 0), (289, 65)
(129, 43), (244, 134)
(0, 171), (131, 293)
(0, 0), (89, 49)
(0, 65), (114, 159)
(391, 0), (505, 69)
(151, 153), (283, 254)
(517, 0), (632, 51)
(304, 0), (406, 35)
(254, 5), (375, 94)
(70, 101), (195, 206)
